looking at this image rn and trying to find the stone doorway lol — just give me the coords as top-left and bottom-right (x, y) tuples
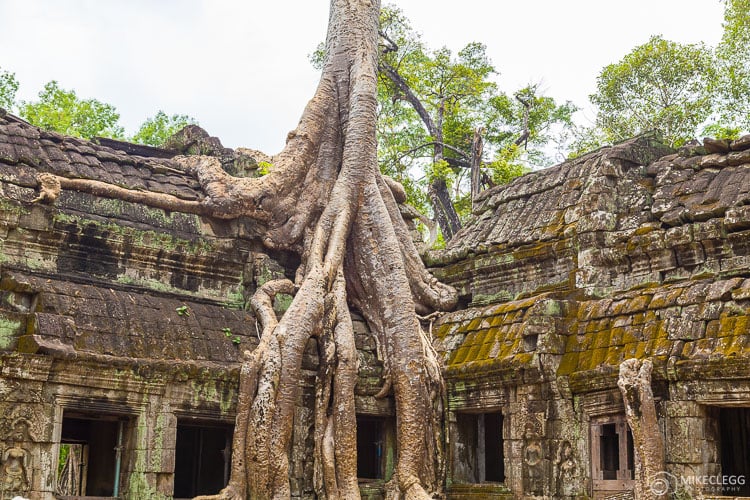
(719, 407), (750, 497)
(56, 414), (126, 498)
(173, 422), (233, 499)
(453, 411), (505, 484)
(356, 416), (387, 480)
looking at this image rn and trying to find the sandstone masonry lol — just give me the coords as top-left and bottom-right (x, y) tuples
(0, 110), (748, 499)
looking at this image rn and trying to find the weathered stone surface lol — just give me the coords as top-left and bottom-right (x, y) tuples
(430, 132), (750, 499)
(2, 112), (749, 500)
(0, 114), (388, 500)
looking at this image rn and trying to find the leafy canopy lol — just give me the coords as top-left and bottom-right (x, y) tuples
(713, 0), (750, 134)
(577, 1), (750, 152)
(376, 6), (576, 219)
(0, 74), (197, 145)
(19, 81), (126, 140)
(590, 35), (713, 147)
(131, 110), (197, 147)
(0, 67), (19, 111)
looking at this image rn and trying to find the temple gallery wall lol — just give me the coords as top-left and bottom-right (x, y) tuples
(0, 108), (749, 499)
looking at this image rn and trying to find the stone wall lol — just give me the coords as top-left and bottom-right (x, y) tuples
(430, 134), (750, 499)
(0, 112), (390, 499)
(1, 105), (749, 500)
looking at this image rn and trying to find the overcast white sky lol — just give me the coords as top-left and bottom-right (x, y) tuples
(0, 1), (725, 153)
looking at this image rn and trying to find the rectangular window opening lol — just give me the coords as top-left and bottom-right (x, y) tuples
(57, 413), (127, 498)
(357, 416), (385, 480)
(592, 416), (635, 491)
(173, 421), (233, 499)
(719, 407), (750, 496)
(454, 411), (505, 484)
(483, 412), (505, 483)
(599, 423), (619, 480)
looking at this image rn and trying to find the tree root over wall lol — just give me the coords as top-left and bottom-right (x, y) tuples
(34, 1), (457, 498)
(618, 359), (666, 500)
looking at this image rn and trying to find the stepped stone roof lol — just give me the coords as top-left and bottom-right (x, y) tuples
(0, 110), (202, 201)
(0, 110), (267, 370)
(430, 133), (750, 392)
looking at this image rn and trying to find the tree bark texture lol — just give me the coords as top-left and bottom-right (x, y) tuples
(32, 2), (457, 498)
(617, 359), (666, 500)
(380, 62), (461, 241)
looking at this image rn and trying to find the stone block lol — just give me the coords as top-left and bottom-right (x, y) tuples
(667, 311), (705, 341)
(666, 417), (706, 463)
(726, 205), (750, 231)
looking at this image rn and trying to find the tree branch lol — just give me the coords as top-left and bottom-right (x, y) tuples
(396, 141), (471, 164)
(380, 62), (438, 136)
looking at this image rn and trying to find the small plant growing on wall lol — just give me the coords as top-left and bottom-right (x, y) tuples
(222, 327), (241, 345)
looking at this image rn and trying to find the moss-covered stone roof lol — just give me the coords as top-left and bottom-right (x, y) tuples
(0, 111), (272, 366)
(561, 277), (750, 392)
(429, 133), (750, 391)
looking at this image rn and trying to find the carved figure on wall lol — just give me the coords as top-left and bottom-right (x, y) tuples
(555, 440), (580, 497)
(0, 445), (30, 500)
(8, 421), (30, 444)
(0, 412), (41, 445)
(0, 417), (33, 500)
(523, 419), (545, 495)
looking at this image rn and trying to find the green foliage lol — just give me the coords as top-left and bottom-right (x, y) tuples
(426, 159), (453, 185)
(1, 73), (199, 146)
(222, 327), (240, 344)
(19, 81), (125, 139)
(589, 35), (714, 147)
(375, 6), (575, 223)
(713, 0), (750, 132)
(567, 125), (609, 159)
(257, 161), (274, 176)
(0, 67), (19, 111)
(175, 305), (189, 317)
(58, 443), (71, 475)
(486, 144), (530, 185)
(131, 110), (196, 146)
(702, 122), (742, 140)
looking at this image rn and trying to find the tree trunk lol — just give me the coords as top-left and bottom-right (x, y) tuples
(381, 62), (462, 241)
(617, 359), (666, 500)
(32, 2), (456, 497)
(182, 1), (458, 498)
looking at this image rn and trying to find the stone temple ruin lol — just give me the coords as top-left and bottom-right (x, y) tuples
(0, 106), (749, 499)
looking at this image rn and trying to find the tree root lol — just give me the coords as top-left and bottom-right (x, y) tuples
(618, 359), (666, 500)
(25, 1), (459, 498)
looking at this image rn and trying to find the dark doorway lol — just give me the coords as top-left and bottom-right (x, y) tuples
(454, 411), (505, 483)
(483, 412), (505, 482)
(173, 422), (233, 498)
(719, 407), (750, 496)
(599, 423), (619, 480)
(57, 414), (125, 497)
(357, 417), (385, 479)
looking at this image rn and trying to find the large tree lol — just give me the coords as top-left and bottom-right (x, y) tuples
(375, 7), (575, 239)
(588, 35), (714, 147)
(19, 80), (126, 140)
(32, 2), (454, 497)
(23, 0), (457, 500)
(714, 0), (750, 134)
(176, 1), (455, 498)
